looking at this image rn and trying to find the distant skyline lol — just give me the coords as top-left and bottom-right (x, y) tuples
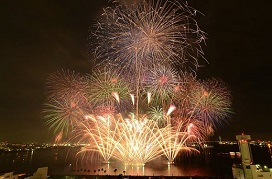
(0, 0), (271, 142)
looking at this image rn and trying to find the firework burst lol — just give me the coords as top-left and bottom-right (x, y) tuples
(43, 70), (90, 136)
(43, 0), (232, 166)
(43, 96), (86, 136)
(189, 78), (232, 127)
(143, 65), (180, 105)
(147, 106), (165, 128)
(90, 0), (206, 74)
(46, 70), (87, 100)
(86, 67), (132, 111)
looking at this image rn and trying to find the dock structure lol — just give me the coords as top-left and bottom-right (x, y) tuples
(233, 134), (272, 179)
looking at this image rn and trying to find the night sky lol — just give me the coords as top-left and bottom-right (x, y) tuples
(0, 0), (271, 143)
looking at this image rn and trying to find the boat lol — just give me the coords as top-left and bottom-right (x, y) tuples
(232, 134), (272, 179)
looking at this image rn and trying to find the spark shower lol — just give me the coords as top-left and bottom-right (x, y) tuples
(43, 0), (232, 166)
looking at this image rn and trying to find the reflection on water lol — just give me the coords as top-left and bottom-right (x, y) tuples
(69, 158), (213, 176)
(0, 149), (217, 178)
(0, 147), (214, 177)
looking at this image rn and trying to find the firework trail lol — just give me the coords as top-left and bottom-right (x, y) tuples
(112, 114), (169, 165)
(74, 114), (121, 163)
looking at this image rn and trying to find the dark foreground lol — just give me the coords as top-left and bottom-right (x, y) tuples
(47, 175), (218, 179)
